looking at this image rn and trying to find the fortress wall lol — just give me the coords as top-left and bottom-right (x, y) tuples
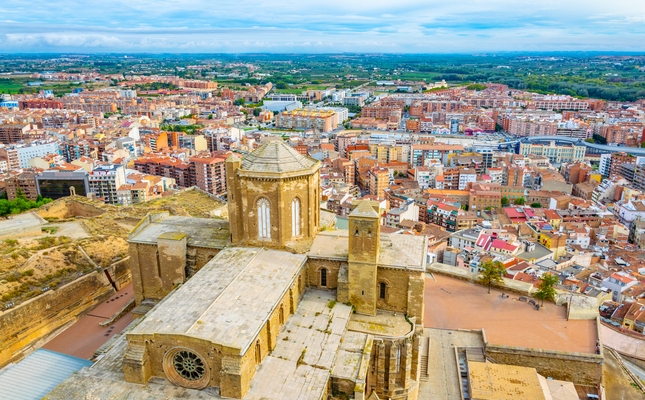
(0, 266), (131, 369)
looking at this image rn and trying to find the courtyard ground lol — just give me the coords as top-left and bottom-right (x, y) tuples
(43, 283), (133, 359)
(424, 274), (597, 354)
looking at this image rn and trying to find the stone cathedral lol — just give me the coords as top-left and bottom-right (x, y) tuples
(47, 140), (428, 400)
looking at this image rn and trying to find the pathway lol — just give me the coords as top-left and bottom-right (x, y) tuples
(43, 283), (133, 359)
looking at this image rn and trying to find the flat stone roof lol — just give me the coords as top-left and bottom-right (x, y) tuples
(348, 311), (413, 337)
(128, 214), (230, 249)
(245, 290), (352, 399)
(515, 242), (553, 262)
(331, 331), (370, 381)
(307, 230), (427, 271)
(129, 247), (306, 355)
(468, 361), (547, 400)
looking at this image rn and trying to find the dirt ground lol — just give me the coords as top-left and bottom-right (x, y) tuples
(603, 350), (645, 400)
(1, 190), (223, 307)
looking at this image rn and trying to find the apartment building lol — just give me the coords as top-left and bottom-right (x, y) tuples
(468, 183), (502, 211)
(0, 123), (32, 144)
(368, 166), (390, 199)
(332, 158), (355, 185)
(275, 109), (337, 133)
(458, 168), (477, 190)
(0, 142), (60, 169)
(410, 144), (464, 166)
(189, 154), (228, 196)
(88, 164), (126, 205)
(608, 152), (636, 179)
(518, 141), (585, 163)
(6, 171), (39, 200)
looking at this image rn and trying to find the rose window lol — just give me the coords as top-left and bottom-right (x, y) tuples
(173, 350), (206, 381)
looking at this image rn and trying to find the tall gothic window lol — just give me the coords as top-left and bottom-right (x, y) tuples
(257, 198), (271, 239)
(291, 198), (301, 237)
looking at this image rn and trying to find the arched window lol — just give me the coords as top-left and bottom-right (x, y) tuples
(379, 282), (387, 299)
(291, 198), (301, 237)
(279, 305), (285, 325)
(255, 340), (261, 364)
(320, 268), (328, 287)
(257, 198), (271, 239)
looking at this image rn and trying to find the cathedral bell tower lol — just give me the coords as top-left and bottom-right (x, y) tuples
(347, 200), (381, 315)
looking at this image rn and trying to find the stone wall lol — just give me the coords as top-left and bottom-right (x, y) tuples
(0, 269), (125, 368)
(429, 262), (534, 295)
(484, 344), (603, 385)
(37, 197), (108, 219)
(376, 267), (412, 313)
(130, 241), (222, 305)
(307, 258), (342, 290)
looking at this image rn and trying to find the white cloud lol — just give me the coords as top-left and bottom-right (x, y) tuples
(0, 0), (643, 52)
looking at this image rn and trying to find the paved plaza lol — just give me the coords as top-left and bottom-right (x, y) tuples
(424, 274), (597, 354)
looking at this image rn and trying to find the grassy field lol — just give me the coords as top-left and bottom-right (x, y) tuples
(0, 80), (25, 94)
(273, 88), (305, 94)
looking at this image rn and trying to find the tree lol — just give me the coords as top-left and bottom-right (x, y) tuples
(534, 273), (559, 306)
(501, 196), (509, 206)
(531, 202), (542, 208)
(234, 98), (245, 106)
(478, 260), (506, 294)
(513, 197), (525, 205)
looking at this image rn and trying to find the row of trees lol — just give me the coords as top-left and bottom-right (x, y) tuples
(0, 189), (53, 218)
(501, 196), (525, 206)
(478, 260), (558, 306)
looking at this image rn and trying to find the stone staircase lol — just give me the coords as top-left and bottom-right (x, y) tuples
(420, 336), (430, 381)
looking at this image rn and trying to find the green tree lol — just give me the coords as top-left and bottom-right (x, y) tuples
(501, 196), (509, 206)
(530, 202), (542, 208)
(15, 187), (27, 201)
(234, 98), (245, 106)
(478, 260), (506, 294)
(513, 197), (525, 205)
(592, 134), (607, 145)
(534, 273), (559, 306)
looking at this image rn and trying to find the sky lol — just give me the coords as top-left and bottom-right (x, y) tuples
(1, 0), (644, 53)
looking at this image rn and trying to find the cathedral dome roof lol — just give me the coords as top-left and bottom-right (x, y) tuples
(241, 140), (318, 174)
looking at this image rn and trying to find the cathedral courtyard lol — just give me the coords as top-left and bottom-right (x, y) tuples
(424, 274), (598, 354)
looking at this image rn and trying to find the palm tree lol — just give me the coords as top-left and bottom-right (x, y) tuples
(478, 260), (506, 294)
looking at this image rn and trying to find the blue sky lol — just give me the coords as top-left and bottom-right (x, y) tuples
(1, 0), (644, 53)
